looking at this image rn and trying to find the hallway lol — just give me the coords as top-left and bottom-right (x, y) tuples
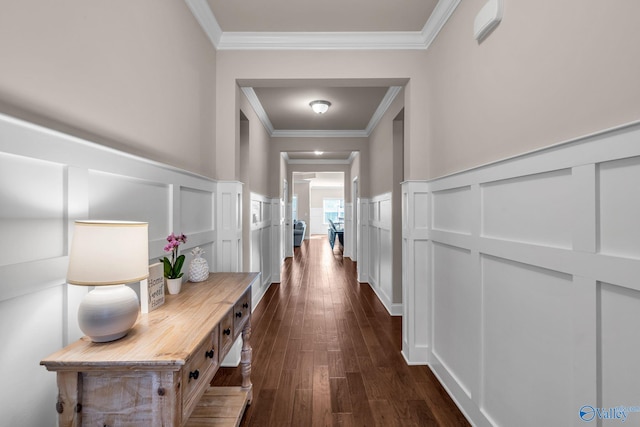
(212, 236), (470, 426)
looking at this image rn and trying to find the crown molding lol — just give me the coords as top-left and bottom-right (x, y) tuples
(186, 0), (461, 51)
(184, 0), (222, 47)
(288, 158), (352, 165)
(217, 31), (428, 51)
(365, 86), (402, 134)
(421, 0), (462, 49)
(273, 129), (369, 138)
(242, 86), (402, 138)
(241, 87), (275, 135)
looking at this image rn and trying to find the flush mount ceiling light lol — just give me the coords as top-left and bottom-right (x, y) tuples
(309, 100), (331, 114)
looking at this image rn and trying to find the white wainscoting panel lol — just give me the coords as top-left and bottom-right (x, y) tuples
(402, 122), (640, 427)
(357, 198), (369, 283)
(0, 286), (62, 427)
(216, 181), (242, 272)
(366, 193), (399, 315)
(598, 156), (640, 260)
(0, 153), (66, 267)
(271, 200), (283, 283)
(599, 282), (640, 409)
(0, 113), (226, 427)
(88, 171), (171, 246)
(481, 256), (573, 427)
(432, 243), (477, 401)
(249, 193), (277, 304)
(343, 202), (353, 258)
(432, 185), (472, 235)
(401, 181), (431, 364)
(481, 169), (573, 249)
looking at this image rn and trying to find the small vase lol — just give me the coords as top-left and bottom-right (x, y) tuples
(166, 277), (182, 295)
(189, 247), (209, 282)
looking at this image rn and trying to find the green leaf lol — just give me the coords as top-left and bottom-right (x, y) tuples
(174, 254), (185, 277)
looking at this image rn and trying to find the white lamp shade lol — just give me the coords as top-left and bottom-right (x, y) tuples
(67, 221), (149, 286)
(67, 220), (149, 342)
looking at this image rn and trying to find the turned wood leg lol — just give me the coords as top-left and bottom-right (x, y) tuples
(241, 318), (253, 404)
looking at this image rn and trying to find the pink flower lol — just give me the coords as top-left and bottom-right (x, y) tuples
(161, 232), (188, 279)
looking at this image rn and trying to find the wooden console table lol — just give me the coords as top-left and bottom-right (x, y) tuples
(41, 273), (259, 427)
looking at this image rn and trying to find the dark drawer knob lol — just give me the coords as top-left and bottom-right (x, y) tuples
(236, 312), (242, 318)
(242, 303), (249, 309)
(223, 328), (231, 336)
(205, 349), (214, 359)
(189, 370), (200, 381)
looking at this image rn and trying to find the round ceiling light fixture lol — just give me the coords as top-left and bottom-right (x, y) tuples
(309, 100), (331, 114)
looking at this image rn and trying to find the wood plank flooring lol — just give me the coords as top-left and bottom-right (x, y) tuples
(211, 235), (470, 426)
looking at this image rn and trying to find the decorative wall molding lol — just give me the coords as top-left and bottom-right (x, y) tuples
(401, 181), (431, 364)
(402, 122), (640, 427)
(0, 113), (226, 426)
(185, 0), (461, 51)
(365, 86), (403, 135)
(242, 86), (402, 140)
(272, 129), (369, 138)
(357, 197), (370, 284)
(365, 193), (401, 316)
(343, 202), (353, 259)
(271, 199), (283, 283)
(218, 31), (430, 51)
(184, 0), (223, 47)
(287, 158), (354, 165)
(185, 0), (460, 50)
(249, 192), (278, 296)
(216, 181), (243, 273)
(421, 0), (462, 49)
(240, 87), (275, 135)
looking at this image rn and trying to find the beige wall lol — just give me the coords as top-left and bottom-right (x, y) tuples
(287, 164), (351, 203)
(239, 90), (271, 196)
(368, 89), (405, 196)
(310, 187), (344, 209)
(0, 0), (217, 177)
(293, 181), (310, 225)
(425, 0), (640, 178)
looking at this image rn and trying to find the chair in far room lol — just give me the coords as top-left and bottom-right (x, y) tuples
(293, 220), (306, 247)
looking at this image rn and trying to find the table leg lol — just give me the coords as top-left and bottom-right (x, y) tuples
(241, 318), (253, 404)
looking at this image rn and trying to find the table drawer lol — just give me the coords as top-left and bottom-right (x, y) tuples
(233, 290), (251, 333)
(219, 309), (234, 357)
(182, 326), (219, 422)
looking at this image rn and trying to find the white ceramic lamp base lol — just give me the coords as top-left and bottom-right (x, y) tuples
(78, 285), (140, 342)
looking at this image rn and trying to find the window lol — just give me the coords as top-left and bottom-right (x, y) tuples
(323, 198), (344, 224)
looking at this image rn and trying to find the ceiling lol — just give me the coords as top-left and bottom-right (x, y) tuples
(186, 0), (460, 165)
(253, 86), (388, 131)
(206, 0), (438, 33)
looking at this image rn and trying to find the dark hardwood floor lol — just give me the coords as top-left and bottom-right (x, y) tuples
(211, 235), (470, 426)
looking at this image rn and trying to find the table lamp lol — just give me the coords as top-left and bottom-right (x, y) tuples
(67, 220), (149, 342)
